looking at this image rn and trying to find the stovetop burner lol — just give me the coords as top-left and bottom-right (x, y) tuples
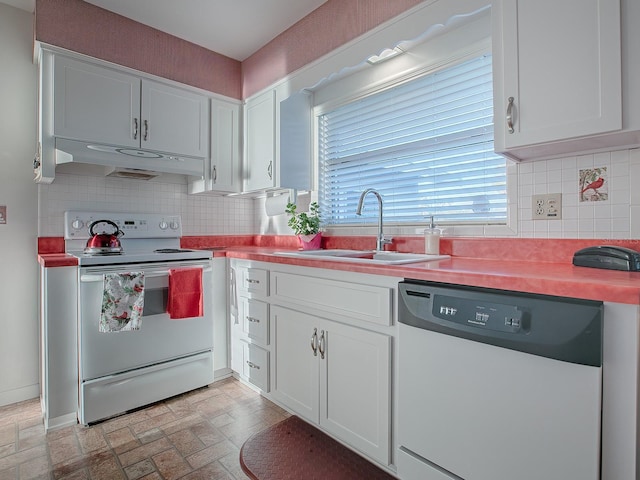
(64, 211), (213, 266)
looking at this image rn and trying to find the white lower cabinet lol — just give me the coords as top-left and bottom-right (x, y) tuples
(40, 265), (79, 431)
(270, 305), (391, 465)
(230, 296), (270, 392)
(241, 342), (269, 392)
(229, 261), (271, 392)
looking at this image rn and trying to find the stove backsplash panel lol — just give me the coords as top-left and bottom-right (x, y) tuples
(38, 173), (256, 237)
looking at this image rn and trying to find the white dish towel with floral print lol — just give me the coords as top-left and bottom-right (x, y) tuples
(100, 272), (145, 332)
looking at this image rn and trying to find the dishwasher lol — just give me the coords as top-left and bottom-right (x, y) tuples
(397, 280), (603, 480)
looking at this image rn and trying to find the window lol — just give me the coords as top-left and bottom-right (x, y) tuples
(318, 54), (506, 226)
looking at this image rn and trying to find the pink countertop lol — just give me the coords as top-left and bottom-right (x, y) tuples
(38, 253), (79, 268)
(221, 246), (640, 305)
(38, 235), (640, 305)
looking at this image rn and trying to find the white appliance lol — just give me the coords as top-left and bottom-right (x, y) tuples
(397, 280), (603, 480)
(55, 138), (205, 178)
(65, 211), (214, 425)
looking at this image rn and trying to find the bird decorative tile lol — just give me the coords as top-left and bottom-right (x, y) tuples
(579, 167), (608, 202)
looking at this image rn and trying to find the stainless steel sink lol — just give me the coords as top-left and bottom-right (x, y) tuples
(274, 249), (449, 265)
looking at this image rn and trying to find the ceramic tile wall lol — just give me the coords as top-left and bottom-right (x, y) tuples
(255, 147), (640, 240)
(38, 173), (256, 237)
(518, 148), (639, 239)
(40, 148), (640, 239)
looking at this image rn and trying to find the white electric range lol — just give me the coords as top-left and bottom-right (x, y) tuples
(64, 211), (215, 425)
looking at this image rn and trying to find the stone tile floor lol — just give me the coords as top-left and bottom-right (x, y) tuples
(0, 378), (290, 479)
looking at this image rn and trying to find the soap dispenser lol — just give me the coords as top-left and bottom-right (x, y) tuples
(424, 216), (441, 255)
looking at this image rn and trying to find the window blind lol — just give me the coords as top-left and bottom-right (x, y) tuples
(318, 54), (506, 226)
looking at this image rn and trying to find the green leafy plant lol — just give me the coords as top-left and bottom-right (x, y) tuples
(285, 201), (321, 236)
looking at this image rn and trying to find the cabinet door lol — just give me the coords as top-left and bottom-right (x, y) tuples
(493, 0), (621, 152)
(142, 79), (208, 158)
(244, 90), (276, 191)
(320, 320), (391, 465)
(53, 56), (140, 147)
(270, 306), (319, 422)
(210, 98), (240, 192)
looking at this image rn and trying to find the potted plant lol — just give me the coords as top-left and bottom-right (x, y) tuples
(285, 201), (322, 250)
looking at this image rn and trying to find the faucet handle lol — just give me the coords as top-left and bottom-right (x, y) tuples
(381, 236), (393, 246)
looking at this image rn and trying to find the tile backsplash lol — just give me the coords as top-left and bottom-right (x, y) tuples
(38, 173), (255, 237)
(254, 148), (640, 240)
(39, 147), (640, 240)
(518, 148), (639, 239)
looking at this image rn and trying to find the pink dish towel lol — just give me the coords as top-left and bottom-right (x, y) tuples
(167, 267), (203, 319)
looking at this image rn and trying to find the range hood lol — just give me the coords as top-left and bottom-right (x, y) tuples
(54, 138), (205, 178)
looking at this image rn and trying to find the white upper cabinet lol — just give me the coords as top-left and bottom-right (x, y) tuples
(209, 97), (241, 193)
(141, 79), (208, 158)
(53, 55), (208, 159)
(244, 89), (277, 191)
(54, 56), (140, 148)
(493, 0), (623, 160)
(243, 87), (312, 193)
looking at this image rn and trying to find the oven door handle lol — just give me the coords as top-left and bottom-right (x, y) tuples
(80, 267), (211, 283)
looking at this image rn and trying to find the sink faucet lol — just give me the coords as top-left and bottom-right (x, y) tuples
(356, 188), (392, 251)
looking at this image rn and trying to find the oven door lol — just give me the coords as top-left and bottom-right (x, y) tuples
(78, 260), (213, 381)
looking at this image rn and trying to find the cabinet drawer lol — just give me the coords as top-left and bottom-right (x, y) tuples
(241, 268), (269, 296)
(242, 342), (269, 392)
(241, 297), (269, 345)
(271, 272), (392, 326)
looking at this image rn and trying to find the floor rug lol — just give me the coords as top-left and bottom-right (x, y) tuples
(240, 415), (397, 480)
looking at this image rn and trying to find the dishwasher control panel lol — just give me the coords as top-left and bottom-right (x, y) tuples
(435, 295), (527, 334)
(398, 279), (603, 367)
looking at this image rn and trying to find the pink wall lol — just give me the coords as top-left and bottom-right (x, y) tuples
(241, 0), (423, 98)
(35, 0), (242, 99)
(35, 0), (422, 100)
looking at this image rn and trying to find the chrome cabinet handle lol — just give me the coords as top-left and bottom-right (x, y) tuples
(246, 361), (260, 370)
(247, 279), (260, 284)
(318, 330), (326, 360)
(133, 118), (139, 140)
(267, 160), (273, 180)
(143, 120), (149, 141)
(246, 316), (260, 323)
(212, 165), (217, 183)
(506, 97), (515, 134)
(230, 267), (239, 324)
(311, 328), (318, 356)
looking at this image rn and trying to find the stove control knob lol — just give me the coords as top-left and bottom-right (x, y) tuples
(159, 220), (168, 230)
(71, 219), (84, 230)
(170, 220), (179, 230)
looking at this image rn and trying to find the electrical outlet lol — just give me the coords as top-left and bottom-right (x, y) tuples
(532, 193), (562, 220)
